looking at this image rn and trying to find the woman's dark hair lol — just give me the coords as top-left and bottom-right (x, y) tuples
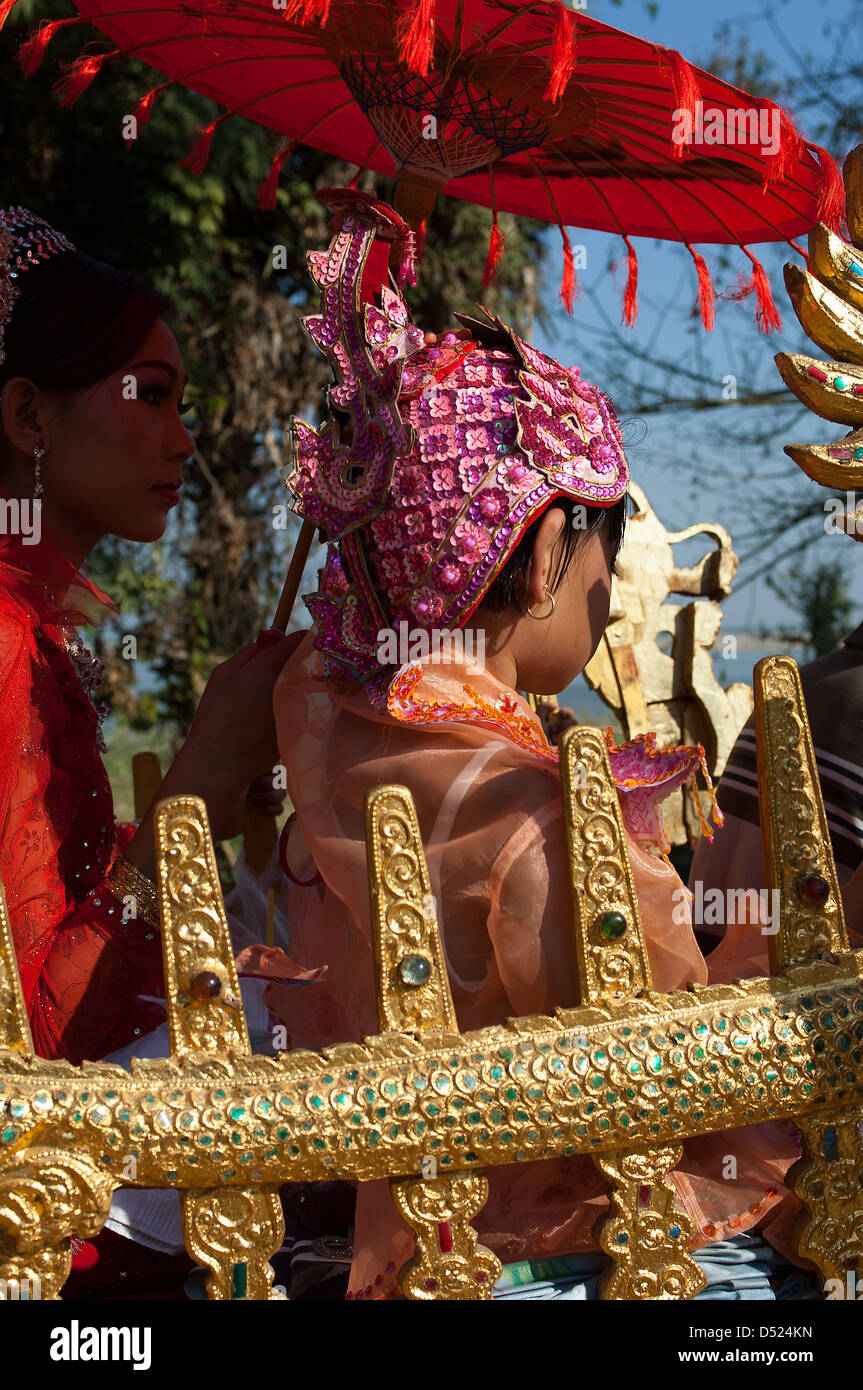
(0, 248), (176, 420)
(479, 492), (628, 614)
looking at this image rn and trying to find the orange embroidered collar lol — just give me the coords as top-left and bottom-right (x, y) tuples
(385, 656), (722, 852)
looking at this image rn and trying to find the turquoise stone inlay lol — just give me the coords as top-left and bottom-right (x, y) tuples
(399, 954), (432, 986)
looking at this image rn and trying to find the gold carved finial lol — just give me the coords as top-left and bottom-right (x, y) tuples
(365, 786), (458, 1036)
(154, 796), (285, 1301)
(365, 784), (501, 1300)
(753, 657), (848, 970)
(559, 726), (704, 1300)
(775, 144), (863, 490)
(0, 883), (32, 1056)
(559, 725), (651, 1003)
(754, 661), (862, 1287)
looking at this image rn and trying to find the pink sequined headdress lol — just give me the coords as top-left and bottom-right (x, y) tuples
(282, 189), (629, 700)
(0, 206), (76, 368)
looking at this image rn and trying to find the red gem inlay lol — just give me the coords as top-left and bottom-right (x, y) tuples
(437, 1221), (453, 1253)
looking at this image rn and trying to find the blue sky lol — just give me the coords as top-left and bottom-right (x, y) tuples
(531, 0), (863, 635)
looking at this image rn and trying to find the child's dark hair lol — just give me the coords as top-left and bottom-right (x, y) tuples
(0, 247), (175, 449)
(479, 492), (628, 614)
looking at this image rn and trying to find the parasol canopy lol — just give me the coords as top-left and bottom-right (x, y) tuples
(4, 0), (844, 329)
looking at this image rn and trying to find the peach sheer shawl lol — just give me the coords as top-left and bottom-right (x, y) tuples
(245, 630), (802, 1299)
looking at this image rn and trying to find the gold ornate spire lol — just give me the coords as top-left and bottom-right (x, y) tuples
(775, 144), (863, 490)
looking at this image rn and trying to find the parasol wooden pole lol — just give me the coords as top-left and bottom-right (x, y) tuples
(132, 752), (163, 821)
(271, 516), (316, 633)
(243, 515), (316, 943)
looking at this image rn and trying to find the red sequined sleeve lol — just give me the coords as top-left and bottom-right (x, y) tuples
(0, 600), (165, 1064)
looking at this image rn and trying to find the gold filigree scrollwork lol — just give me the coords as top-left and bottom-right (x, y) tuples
(366, 784), (499, 1300)
(594, 1145), (705, 1300)
(365, 785), (457, 1035)
(754, 657), (848, 970)
(560, 727), (703, 1299)
(155, 795), (284, 1300)
(1, 960), (863, 1183)
(391, 1172), (502, 1299)
(0, 1148), (115, 1300)
(0, 882), (32, 1054)
(155, 796), (249, 1056)
(559, 726), (651, 1001)
(788, 1108), (863, 1291)
(182, 1186), (285, 1301)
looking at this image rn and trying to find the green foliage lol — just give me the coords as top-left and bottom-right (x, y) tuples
(767, 559), (855, 658)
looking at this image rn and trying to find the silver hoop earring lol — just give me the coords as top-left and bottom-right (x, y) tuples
(526, 587), (555, 620)
(32, 439), (45, 503)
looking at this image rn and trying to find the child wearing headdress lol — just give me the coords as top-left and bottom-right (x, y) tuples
(242, 191), (812, 1300)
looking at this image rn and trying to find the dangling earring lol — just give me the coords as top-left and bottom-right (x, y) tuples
(526, 587), (556, 620)
(32, 438), (45, 503)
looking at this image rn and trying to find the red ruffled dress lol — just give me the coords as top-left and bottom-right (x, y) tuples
(0, 526), (165, 1063)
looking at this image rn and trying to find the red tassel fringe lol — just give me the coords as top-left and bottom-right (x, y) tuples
(622, 235), (638, 328)
(761, 109), (802, 190)
(657, 46), (699, 160)
(0, 0), (20, 37)
(396, 0), (436, 77)
(281, 0), (331, 23)
(808, 142), (844, 233)
(257, 140), (294, 210)
(126, 87), (160, 145)
(482, 215), (505, 288)
(742, 249), (783, 334)
(178, 117), (228, 177)
(415, 217), (427, 259)
(17, 18), (77, 76)
(560, 226), (576, 315)
(685, 243), (715, 330)
(54, 50), (117, 107)
(544, 1), (576, 104)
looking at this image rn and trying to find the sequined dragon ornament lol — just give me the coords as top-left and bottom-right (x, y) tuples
(0, 206), (76, 368)
(282, 189), (629, 702)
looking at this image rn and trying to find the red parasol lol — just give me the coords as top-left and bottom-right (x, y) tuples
(3, 0), (844, 331)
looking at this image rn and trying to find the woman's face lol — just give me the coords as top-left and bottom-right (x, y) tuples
(3, 316), (196, 553)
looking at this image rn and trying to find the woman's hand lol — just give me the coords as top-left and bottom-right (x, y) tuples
(162, 631), (302, 841)
(247, 769), (288, 818)
(536, 700), (578, 746)
(124, 630), (305, 874)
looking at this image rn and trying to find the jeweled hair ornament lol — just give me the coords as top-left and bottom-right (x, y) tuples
(0, 206), (76, 368)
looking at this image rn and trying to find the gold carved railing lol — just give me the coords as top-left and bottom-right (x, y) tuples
(1, 655), (861, 1300)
